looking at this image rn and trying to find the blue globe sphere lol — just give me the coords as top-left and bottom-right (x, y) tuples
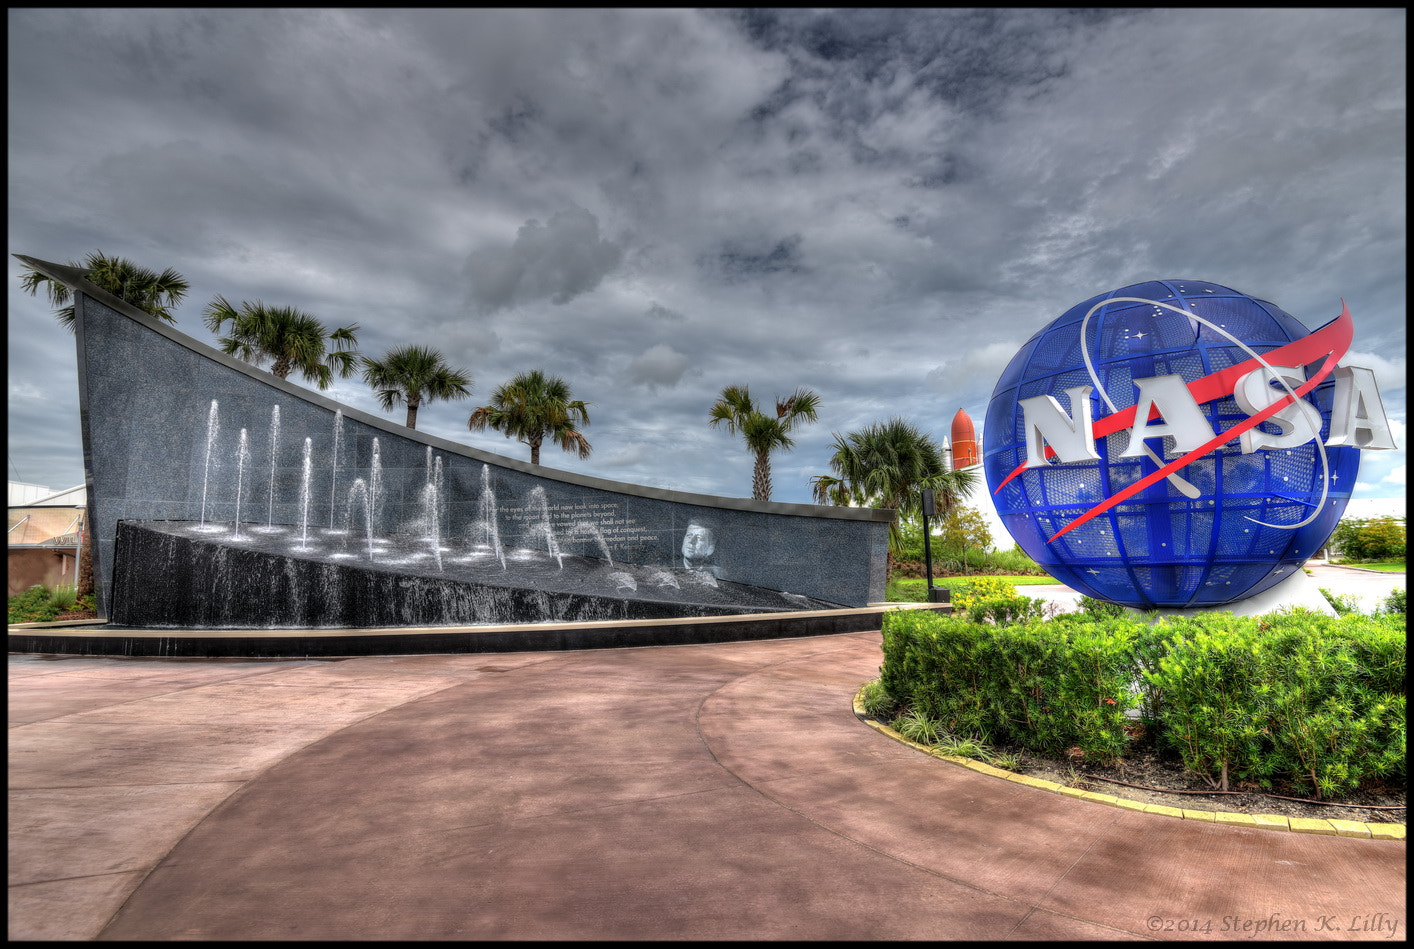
(983, 279), (1359, 608)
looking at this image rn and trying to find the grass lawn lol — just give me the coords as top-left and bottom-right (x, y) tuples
(1330, 561), (1406, 572)
(887, 575), (1056, 602)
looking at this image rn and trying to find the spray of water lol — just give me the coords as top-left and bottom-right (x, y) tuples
(200, 400), (220, 526)
(528, 486), (564, 569)
(347, 477), (375, 560)
(328, 410), (344, 528)
(233, 429), (250, 539)
(298, 437), (313, 549)
(370, 438), (383, 535)
(266, 405), (281, 528)
(421, 476), (444, 572)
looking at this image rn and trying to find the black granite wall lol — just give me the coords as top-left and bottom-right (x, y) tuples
(29, 256), (892, 624)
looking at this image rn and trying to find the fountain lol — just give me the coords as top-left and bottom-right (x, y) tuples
(346, 477), (375, 561)
(370, 438), (384, 536)
(527, 486), (564, 569)
(422, 479), (443, 572)
(297, 437), (313, 550)
(198, 400), (220, 529)
(258, 404), (282, 533)
(110, 396), (866, 631)
(328, 410), (344, 530)
(13, 252), (896, 654)
(232, 429), (250, 540)
(474, 464), (506, 569)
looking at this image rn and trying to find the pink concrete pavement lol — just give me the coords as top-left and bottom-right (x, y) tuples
(9, 630), (1406, 941)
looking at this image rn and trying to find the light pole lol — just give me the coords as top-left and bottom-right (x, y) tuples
(920, 488), (948, 604)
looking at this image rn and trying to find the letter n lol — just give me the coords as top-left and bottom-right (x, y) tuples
(1019, 385), (1099, 468)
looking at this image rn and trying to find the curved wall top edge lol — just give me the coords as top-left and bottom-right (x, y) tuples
(16, 254), (891, 524)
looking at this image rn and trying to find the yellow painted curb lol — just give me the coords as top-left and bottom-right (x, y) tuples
(1327, 819), (1372, 839)
(852, 685), (1405, 842)
(1289, 817), (1339, 836)
(1143, 803), (1185, 819)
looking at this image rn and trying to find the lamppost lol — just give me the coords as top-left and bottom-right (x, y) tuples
(920, 488), (948, 604)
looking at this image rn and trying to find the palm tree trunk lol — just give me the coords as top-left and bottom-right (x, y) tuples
(753, 453), (772, 501)
(530, 436), (542, 466)
(405, 394), (420, 429)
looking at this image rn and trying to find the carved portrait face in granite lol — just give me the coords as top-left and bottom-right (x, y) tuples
(681, 520), (720, 575)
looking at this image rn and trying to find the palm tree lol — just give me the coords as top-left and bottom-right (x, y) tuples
(810, 417), (978, 557)
(361, 344), (473, 430)
(708, 385), (821, 502)
(203, 295), (360, 389)
(19, 250), (192, 601)
(468, 369), (592, 465)
(19, 249), (189, 332)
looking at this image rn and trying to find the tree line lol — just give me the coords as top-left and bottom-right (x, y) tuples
(21, 250), (978, 591)
(22, 251), (594, 464)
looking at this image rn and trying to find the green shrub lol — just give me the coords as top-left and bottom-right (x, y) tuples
(892, 708), (946, 745)
(878, 606), (1405, 798)
(962, 595), (1046, 626)
(950, 577), (1019, 613)
(8, 585), (60, 624)
(1319, 587), (1362, 616)
(1141, 616), (1271, 790)
(858, 678), (897, 718)
(1078, 594), (1129, 619)
(1378, 588), (1406, 616)
(45, 583), (78, 611)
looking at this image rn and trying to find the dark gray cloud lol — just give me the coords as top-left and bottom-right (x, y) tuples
(465, 206), (624, 312)
(8, 8), (1406, 506)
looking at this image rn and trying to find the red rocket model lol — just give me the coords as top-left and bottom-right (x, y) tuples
(950, 409), (979, 469)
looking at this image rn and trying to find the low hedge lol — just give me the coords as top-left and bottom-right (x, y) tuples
(879, 606), (1405, 798)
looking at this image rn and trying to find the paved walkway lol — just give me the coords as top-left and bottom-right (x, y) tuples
(1019, 560), (1406, 616)
(9, 617), (1405, 940)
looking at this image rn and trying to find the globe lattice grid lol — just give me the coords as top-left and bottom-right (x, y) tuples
(983, 279), (1359, 609)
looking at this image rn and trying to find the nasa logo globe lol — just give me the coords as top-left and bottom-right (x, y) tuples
(982, 279), (1393, 609)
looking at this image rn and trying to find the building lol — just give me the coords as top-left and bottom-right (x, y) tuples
(8, 482), (87, 595)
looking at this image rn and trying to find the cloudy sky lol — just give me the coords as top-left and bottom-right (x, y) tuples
(8, 8), (1406, 514)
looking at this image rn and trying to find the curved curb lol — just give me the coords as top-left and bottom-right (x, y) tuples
(852, 687), (1405, 842)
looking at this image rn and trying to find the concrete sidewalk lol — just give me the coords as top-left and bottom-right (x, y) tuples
(8, 625), (1405, 941)
(1019, 560), (1406, 616)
